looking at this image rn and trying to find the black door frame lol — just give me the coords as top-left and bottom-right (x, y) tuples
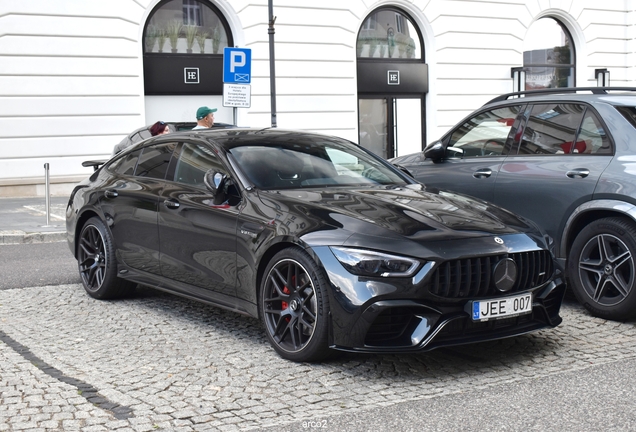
(356, 56), (428, 159)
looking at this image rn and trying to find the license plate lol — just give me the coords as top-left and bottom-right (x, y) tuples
(471, 292), (532, 322)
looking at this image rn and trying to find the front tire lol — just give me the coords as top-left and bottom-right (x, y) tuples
(260, 247), (332, 362)
(568, 217), (636, 320)
(77, 217), (135, 300)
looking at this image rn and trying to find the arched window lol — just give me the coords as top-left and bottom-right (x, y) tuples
(144, 0), (230, 54)
(356, 8), (426, 160)
(523, 17), (575, 89)
(143, 0), (233, 96)
(357, 8), (422, 59)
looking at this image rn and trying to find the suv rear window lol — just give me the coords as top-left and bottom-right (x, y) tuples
(616, 106), (636, 129)
(519, 104), (584, 155)
(518, 103), (611, 155)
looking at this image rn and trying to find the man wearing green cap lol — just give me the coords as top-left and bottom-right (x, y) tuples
(193, 106), (217, 129)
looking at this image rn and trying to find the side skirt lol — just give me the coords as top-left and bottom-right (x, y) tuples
(117, 267), (259, 318)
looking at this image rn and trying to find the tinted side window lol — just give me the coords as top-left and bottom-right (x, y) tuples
(577, 110), (612, 155)
(134, 142), (176, 179)
(109, 149), (142, 176)
(447, 106), (522, 158)
(173, 143), (223, 187)
(519, 104), (584, 155)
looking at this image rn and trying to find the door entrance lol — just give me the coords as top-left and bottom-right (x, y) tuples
(358, 97), (422, 159)
(355, 7), (427, 159)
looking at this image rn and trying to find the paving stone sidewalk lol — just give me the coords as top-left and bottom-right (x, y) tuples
(1, 284), (634, 431)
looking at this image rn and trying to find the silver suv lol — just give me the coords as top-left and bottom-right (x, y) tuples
(391, 87), (636, 320)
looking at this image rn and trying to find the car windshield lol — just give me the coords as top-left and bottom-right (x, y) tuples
(228, 138), (409, 189)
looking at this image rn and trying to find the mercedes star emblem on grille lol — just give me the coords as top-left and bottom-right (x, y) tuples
(493, 258), (518, 292)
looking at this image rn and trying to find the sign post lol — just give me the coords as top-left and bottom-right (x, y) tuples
(223, 47), (252, 124)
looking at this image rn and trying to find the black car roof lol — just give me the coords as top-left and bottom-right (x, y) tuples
(182, 127), (350, 150)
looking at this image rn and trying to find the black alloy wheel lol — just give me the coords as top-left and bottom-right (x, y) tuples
(77, 217), (134, 299)
(569, 217), (636, 320)
(260, 247), (331, 362)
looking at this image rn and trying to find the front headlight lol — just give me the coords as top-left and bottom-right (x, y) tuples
(330, 247), (420, 278)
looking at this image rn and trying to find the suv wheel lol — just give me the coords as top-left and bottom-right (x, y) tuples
(568, 217), (636, 320)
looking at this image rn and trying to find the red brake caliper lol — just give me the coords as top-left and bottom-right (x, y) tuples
(281, 275), (295, 322)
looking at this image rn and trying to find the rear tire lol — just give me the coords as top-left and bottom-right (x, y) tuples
(568, 217), (636, 320)
(77, 217), (135, 299)
(260, 247), (333, 362)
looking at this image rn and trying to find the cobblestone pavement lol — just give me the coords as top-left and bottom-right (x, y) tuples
(1, 284), (635, 431)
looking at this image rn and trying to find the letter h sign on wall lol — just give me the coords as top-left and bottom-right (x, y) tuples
(184, 68), (199, 84)
(388, 70), (400, 85)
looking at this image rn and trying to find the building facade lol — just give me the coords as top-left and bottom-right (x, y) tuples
(1, 0), (634, 196)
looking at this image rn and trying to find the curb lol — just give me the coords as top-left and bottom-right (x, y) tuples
(0, 230), (66, 245)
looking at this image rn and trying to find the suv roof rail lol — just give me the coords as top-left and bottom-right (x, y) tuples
(485, 87), (636, 105)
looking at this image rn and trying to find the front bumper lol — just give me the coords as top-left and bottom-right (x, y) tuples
(311, 246), (566, 354)
(336, 279), (565, 353)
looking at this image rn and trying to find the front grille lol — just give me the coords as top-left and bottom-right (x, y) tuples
(428, 250), (553, 298)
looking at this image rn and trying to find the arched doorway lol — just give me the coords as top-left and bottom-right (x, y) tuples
(523, 17), (576, 89)
(143, 0), (233, 122)
(356, 8), (427, 159)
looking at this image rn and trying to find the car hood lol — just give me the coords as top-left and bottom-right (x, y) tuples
(257, 184), (538, 244)
(390, 152), (425, 166)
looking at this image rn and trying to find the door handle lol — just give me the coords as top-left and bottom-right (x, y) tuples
(566, 169), (590, 179)
(473, 168), (492, 179)
(104, 189), (118, 198)
(163, 199), (180, 209)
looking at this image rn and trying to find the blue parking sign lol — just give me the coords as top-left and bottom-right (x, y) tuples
(223, 47), (252, 84)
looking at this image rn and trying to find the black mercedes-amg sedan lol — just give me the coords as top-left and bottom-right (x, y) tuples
(66, 128), (565, 362)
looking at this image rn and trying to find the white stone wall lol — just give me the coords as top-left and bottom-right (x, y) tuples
(423, 0), (636, 137)
(0, 0), (634, 194)
(237, 1), (361, 138)
(0, 0), (148, 186)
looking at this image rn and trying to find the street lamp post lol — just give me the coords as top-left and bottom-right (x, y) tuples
(268, 1), (277, 127)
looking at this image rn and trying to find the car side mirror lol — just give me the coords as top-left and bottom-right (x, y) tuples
(204, 170), (229, 204)
(424, 140), (445, 161)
